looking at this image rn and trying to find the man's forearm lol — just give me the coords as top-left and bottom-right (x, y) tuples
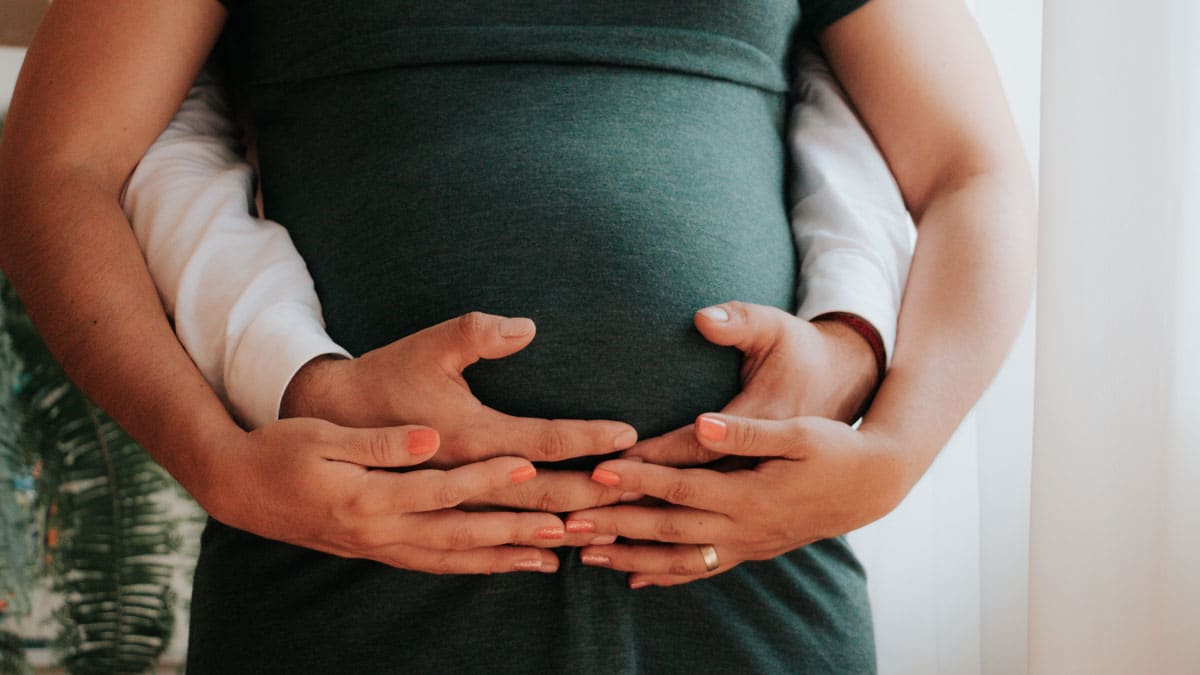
(123, 69), (349, 429)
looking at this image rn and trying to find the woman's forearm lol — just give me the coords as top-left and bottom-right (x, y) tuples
(0, 0), (235, 501)
(0, 166), (240, 502)
(861, 167), (1037, 486)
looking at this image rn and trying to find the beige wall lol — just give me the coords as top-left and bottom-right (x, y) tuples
(0, 0), (48, 47)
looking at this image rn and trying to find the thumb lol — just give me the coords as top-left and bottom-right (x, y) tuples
(414, 311), (536, 374)
(694, 301), (790, 357)
(334, 423), (442, 468)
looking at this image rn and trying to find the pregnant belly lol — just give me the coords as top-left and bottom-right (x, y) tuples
(256, 64), (797, 438)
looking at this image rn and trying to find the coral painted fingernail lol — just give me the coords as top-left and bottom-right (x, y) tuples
(406, 428), (439, 455)
(499, 317), (535, 338)
(629, 580), (651, 590)
(565, 520), (595, 534)
(589, 535), (617, 545)
(512, 559), (544, 571)
(591, 468), (621, 487)
(510, 466), (537, 484)
(696, 416), (728, 442)
(614, 429), (638, 450)
(536, 526), (565, 540)
(581, 553), (611, 567)
(698, 306), (730, 322)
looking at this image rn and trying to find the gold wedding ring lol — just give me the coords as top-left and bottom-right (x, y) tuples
(698, 544), (720, 572)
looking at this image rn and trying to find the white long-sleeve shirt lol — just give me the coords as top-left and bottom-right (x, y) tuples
(122, 46), (913, 430)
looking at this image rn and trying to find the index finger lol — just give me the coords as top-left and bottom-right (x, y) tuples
(358, 456), (537, 514)
(587, 459), (753, 513)
(620, 424), (722, 467)
(468, 410), (638, 463)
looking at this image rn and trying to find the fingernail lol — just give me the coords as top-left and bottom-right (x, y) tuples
(565, 520), (595, 534)
(629, 580), (651, 590)
(499, 317), (534, 338)
(696, 416), (728, 442)
(698, 306), (730, 323)
(589, 535), (617, 545)
(512, 559), (543, 571)
(510, 466), (537, 484)
(581, 553), (611, 567)
(613, 429), (638, 450)
(591, 468), (621, 487)
(406, 428), (439, 455)
(619, 492), (643, 503)
(536, 526), (565, 540)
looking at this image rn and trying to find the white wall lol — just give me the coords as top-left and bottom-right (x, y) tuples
(0, 46), (25, 116)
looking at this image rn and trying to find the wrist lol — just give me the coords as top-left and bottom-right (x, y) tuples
(811, 314), (883, 421)
(279, 354), (349, 420)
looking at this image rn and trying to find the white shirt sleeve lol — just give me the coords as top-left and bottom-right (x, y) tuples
(788, 46), (915, 364)
(122, 49), (911, 430)
(121, 68), (349, 430)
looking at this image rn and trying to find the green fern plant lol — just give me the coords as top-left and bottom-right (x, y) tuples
(0, 280), (33, 675)
(1, 269), (186, 673)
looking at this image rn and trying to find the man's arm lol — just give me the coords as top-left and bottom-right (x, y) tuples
(790, 45), (913, 368)
(122, 66), (349, 429)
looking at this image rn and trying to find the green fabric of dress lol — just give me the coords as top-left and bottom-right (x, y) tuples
(191, 2), (876, 672)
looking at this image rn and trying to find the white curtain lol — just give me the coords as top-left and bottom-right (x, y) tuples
(1030, 0), (1200, 673)
(856, 1), (1200, 673)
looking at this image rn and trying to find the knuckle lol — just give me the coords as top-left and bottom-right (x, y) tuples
(656, 517), (685, 540)
(536, 426), (570, 461)
(364, 432), (396, 466)
(736, 421), (760, 452)
(445, 526), (476, 550)
(457, 311), (489, 345)
(341, 492), (374, 519)
(664, 478), (695, 505)
(534, 489), (568, 514)
(433, 482), (466, 509)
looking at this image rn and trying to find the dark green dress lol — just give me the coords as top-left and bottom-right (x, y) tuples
(193, 2), (875, 672)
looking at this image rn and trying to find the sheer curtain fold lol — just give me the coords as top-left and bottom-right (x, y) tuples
(1032, 1), (1200, 673)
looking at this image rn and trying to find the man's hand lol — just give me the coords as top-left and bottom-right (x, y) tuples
(567, 414), (913, 587)
(281, 311), (637, 468)
(623, 301), (879, 467)
(280, 311), (638, 515)
(201, 417), (577, 574)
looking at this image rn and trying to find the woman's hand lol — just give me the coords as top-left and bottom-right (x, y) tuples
(200, 416), (575, 574)
(561, 301), (907, 587)
(566, 414), (913, 587)
(622, 301), (879, 467)
(280, 311), (638, 514)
